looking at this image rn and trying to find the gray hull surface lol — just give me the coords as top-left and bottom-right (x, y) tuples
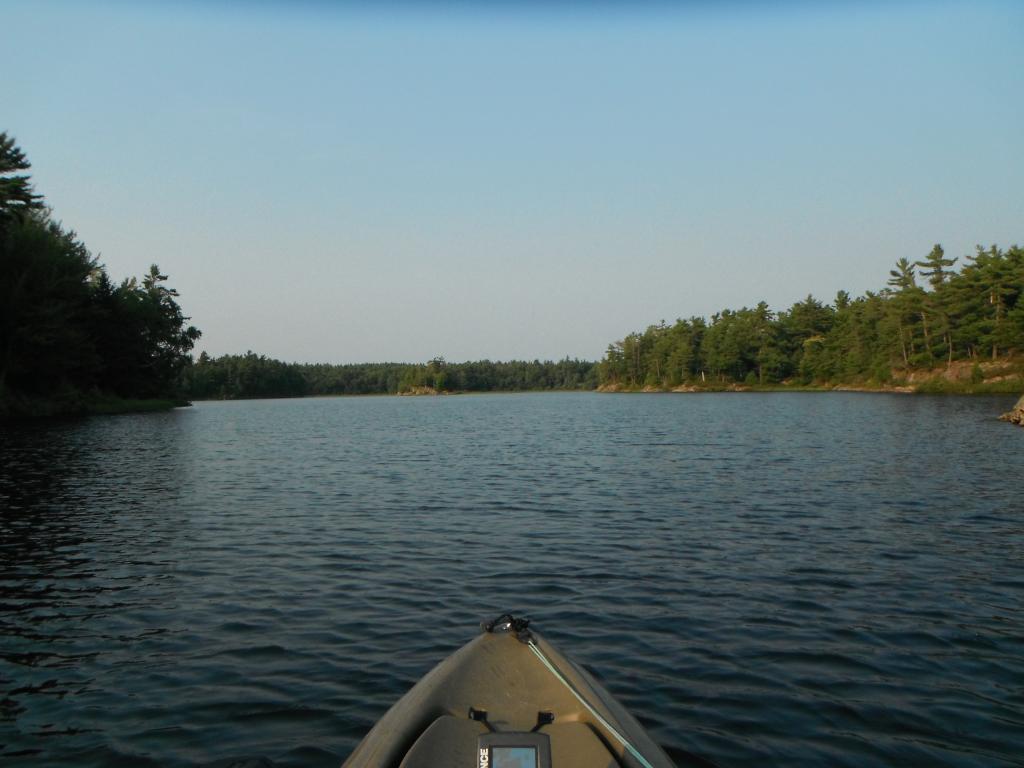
(343, 621), (676, 768)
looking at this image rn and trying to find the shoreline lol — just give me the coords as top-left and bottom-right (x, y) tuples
(8, 380), (1020, 420)
(597, 359), (1023, 397)
(595, 382), (1021, 396)
(1, 395), (187, 422)
(194, 383), (1022, 400)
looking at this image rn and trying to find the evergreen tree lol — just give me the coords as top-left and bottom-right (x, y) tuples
(0, 132), (42, 231)
(0, 132), (201, 417)
(916, 244), (958, 290)
(914, 245), (958, 363)
(597, 242), (1022, 389)
(0, 214), (96, 398)
(779, 294), (834, 381)
(886, 257), (923, 366)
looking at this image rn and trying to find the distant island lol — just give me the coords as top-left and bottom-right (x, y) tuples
(2, 129), (1021, 420)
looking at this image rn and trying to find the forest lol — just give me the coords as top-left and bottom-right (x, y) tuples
(4, 129), (1021, 414)
(189, 244), (1023, 399)
(183, 354), (597, 399)
(599, 245), (1024, 391)
(0, 133), (200, 419)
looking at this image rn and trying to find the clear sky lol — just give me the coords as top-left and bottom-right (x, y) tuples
(4, 0), (1022, 363)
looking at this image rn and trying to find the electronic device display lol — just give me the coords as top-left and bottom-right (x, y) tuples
(477, 732), (551, 768)
(492, 746), (537, 768)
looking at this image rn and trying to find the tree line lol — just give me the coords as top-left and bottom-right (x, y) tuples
(599, 244), (1024, 389)
(0, 133), (200, 418)
(6, 130), (1019, 411)
(184, 353), (598, 398)
(152, 240), (1024, 400)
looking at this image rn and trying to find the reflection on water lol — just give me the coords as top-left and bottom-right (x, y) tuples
(1, 393), (1022, 767)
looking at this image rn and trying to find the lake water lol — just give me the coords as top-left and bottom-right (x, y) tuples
(1, 393), (1022, 767)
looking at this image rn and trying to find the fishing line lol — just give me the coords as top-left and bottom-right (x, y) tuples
(525, 639), (657, 768)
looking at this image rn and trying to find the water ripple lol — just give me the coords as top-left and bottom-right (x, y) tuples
(1, 393), (1023, 767)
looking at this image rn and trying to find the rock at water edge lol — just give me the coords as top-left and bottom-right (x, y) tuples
(999, 394), (1024, 425)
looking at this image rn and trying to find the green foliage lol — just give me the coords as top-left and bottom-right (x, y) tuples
(0, 132), (42, 231)
(5, 132), (1020, 409)
(971, 362), (983, 384)
(916, 244), (957, 291)
(599, 244), (1024, 389)
(185, 354), (598, 398)
(1, 215), (96, 397)
(185, 352), (316, 399)
(0, 133), (200, 419)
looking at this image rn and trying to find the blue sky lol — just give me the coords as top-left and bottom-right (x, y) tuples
(4, 0), (1022, 363)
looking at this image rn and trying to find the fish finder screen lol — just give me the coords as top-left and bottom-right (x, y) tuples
(491, 746), (537, 768)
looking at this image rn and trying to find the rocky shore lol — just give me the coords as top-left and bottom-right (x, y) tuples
(596, 359), (1023, 396)
(1000, 394), (1024, 426)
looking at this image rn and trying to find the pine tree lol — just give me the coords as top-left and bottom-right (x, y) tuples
(886, 257), (921, 366)
(0, 133), (42, 231)
(916, 244), (959, 363)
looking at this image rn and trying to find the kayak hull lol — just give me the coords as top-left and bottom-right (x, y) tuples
(342, 624), (675, 768)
